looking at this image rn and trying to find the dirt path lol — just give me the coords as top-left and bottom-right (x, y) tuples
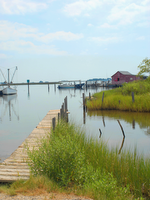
(0, 193), (93, 200)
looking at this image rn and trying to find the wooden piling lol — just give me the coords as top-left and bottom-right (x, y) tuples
(52, 117), (56, 130)
(102, 92), (104, 103)
(132, 92), (134, 103)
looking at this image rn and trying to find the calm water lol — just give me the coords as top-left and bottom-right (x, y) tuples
(0, 85), (150, 163)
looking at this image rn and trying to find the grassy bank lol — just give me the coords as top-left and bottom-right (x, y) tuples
(86, 78), (150, 112)
(25, 121), (149, 200)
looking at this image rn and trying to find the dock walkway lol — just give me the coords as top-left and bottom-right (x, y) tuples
(0, 109), (60, 182)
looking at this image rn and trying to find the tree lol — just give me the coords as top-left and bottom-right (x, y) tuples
(137, 57), (150, 76)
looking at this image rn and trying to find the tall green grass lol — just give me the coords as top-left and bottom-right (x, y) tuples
(86, 79), (150, 112)
(27, 121), (150, 200)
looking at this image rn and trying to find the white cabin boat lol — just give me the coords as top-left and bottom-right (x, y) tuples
(0, 67), (18, 95)
(58, 83), (75, 89)
(2, 87), (17, 95)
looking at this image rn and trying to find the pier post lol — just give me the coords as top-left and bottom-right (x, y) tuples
(132, 92), (134, 103)
(89, 92), (91, 100)
(102, 92), (104, 103)
(52, 117), (56, 131)
(83, 93), (86, 124)
(83, 93), (86, 109)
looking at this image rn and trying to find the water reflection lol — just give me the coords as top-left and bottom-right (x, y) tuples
(0, 94), (19, 121)
(87, 110), (150, 134)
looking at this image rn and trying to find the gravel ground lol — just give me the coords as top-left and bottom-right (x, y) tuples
(0, 193), (93, 200)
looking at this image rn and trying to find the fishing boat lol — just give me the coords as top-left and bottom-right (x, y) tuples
(75, 83), (85, 89)
(0, 67), (18, 95)
(58, 83), (75, 89)
(2, 87), (17, 95)
(58, 81), (85, 89)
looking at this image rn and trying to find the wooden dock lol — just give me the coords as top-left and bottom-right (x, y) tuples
(0, 109), (60, 182)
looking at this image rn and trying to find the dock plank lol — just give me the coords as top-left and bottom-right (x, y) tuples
(0, 109), (59, 182)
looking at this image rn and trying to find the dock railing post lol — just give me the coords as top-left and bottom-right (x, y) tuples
(52, 117), (56, 131)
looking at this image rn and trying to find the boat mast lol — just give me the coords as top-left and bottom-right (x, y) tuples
(10, 66), (18, 83)
(0, 69), (7, 83)
(8, 69), (10, 86)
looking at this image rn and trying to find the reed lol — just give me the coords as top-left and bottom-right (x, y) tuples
(86, 79), (150, 112)
(27, 121), (150, 199)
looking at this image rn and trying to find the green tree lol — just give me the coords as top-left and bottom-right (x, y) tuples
(137, 57), (150, 76)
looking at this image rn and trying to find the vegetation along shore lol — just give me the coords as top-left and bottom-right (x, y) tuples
(86, 77), (150, 112)
(86, 58), (150, 112)
(0, 120), (150, 199)
(0, 59), (150, 199)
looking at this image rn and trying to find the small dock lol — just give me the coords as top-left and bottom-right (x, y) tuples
(0, 109), (60, 182)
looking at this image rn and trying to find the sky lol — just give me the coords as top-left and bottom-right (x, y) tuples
(0, 0), (150, 83)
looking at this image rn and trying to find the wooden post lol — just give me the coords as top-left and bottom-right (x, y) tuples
(117, 120), (125, 138)
(83, 93), (85, 109)
(102, 116), (105, 127)
(60, 108), (63, 119)
(64, 96), (68, 112)
(89, 92), (91, 100)
(132, 119), (135, 129)
(132, 92), (134, 103)
(58, 113), (60, 123)
(102, 92), (104, 103)
(99, 128), (102, 138)
(62, 103), (64, 119)
(52, 117), (56, 131)
(118, 137), (125, 154)
(28, 83), (30, 97)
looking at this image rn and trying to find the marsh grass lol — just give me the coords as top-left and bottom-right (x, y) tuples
(27, 121), (149, 200)
(86, 79), (150, 112)
(0, 175), (61, 196)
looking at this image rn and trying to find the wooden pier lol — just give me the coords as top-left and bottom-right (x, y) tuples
(0, 109), (60, 182)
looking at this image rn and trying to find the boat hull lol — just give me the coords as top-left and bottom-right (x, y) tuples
(58, 84), (75, 89)
(2, 87), (17, 95)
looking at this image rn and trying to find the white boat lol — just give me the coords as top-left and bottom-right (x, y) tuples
(0, 67), (18, 95)
(2, 87), (17, 95)
(58, 83), (75, 89)
(58, 81), (84, 89)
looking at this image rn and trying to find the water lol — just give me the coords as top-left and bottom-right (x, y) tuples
(0, 85), (150, 163)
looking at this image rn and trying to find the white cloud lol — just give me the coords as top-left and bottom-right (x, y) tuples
(39, 31), (84, 42)
(88, 23), (93, 26)
(0, 53), (7, 58)
(0, 0), (47, 14)
(136, 36), (145, 40)
(63, 0), (102, 16)
(0, 20), (84, 55)
(0, 21), (38, 41)
(0, 40), (68, 55)
(89, 36), (121, 43)
(100, 23), (117, 29)
(107, 2), (150, 26)
(0, 21), (84, 43)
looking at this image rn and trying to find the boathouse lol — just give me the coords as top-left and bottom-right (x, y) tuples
(111, 71), (140, 86)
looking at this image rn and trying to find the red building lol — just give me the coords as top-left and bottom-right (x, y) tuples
(111, 71), (140, 86)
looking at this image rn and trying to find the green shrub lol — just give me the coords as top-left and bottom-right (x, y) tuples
(27, 121), (150, 199)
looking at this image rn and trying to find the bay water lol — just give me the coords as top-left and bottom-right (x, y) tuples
(0, 84), (150, 163)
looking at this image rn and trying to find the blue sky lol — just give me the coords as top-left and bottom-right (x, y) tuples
(0, 0), (150, 82)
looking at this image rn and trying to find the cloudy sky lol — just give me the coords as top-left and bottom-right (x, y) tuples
(0, 0), (150, 82)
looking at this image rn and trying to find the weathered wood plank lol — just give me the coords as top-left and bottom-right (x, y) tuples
(0, 109), (59, 182)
